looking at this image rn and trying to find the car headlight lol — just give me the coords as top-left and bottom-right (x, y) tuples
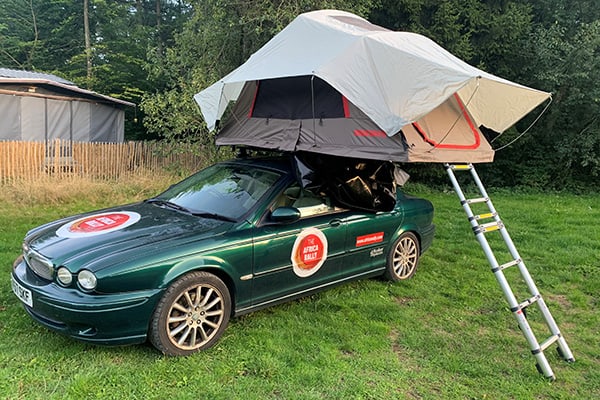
(56, 267), (73, 286)
(77, 270), (97, 290)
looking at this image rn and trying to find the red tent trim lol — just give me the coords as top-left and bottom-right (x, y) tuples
(412, 94), (481, 150)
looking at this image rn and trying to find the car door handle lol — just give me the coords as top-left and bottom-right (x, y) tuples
(329, 219), (343, 227)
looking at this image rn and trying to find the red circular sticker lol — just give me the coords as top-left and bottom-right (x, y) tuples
(56, 211), (141, 238)
(291, 228), (328, 277)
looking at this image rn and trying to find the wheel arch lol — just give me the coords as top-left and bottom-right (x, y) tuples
(159, 256), (238, 316)
(388, 224), (423, 254)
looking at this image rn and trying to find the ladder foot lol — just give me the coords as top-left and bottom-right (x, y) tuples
(557, 346), (575, 363)
(535, 364), (556, 381)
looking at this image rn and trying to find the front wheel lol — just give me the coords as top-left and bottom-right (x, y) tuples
(149, 271), (231, 356)
(384, 232), (420, 281)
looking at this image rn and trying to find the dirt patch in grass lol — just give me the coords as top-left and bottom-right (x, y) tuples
(545, 294), (572, 309)
(394, 296), (413, 306)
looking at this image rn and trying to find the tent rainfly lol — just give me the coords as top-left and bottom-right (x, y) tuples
(0, 68), (134, 143)
(194, 9), (551, 163)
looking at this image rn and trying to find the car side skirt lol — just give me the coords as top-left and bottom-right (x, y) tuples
(233, 267), (385, 316)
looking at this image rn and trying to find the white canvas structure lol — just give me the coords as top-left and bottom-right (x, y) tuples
(194, 9), (551, 163)
(0, 69), (134, 143)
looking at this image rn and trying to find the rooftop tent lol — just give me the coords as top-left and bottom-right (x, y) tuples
(194, 9), (551, 163)
(218, 75), (493, 162)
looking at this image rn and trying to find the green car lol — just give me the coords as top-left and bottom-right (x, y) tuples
(11, 154), (434, 356)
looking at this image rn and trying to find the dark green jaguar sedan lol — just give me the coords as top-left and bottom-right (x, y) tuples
(11, 153), (434, 356)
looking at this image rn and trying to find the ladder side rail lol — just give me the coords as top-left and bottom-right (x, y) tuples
(491, 203), (575, 362)
(468, 166), (547, 299)
(467, 165), (497, 215)
(467, 166), (574, 361)
(445, 163), (561, 379)
(445, 165), (523, 311)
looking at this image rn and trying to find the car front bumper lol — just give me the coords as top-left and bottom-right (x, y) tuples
(11, 257), (163, 346)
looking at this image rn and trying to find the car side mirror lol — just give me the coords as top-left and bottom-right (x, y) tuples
(270, 207), (301, 224)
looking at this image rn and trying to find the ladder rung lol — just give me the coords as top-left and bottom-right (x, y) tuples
(473, 221), (503, 234)
(475, 212), (496, 220)
(537, 334), (561, 353)
(469, 212), (497, 222)
(492, 258), (521, 273)
(462, 197), (488, 205)
(449, 164), (473, 171)
(512, 294), (542, 313)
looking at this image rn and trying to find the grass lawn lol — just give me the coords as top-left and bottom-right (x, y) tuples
(0, 177), (598, 399)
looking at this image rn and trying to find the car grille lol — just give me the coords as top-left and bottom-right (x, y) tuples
(24, 249), (54, 281)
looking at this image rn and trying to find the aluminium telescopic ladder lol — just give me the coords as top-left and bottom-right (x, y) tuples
(444, 163), (574, 380)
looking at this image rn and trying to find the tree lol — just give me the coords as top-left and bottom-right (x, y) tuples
(0, 0), (84, 71)
(0, 0), (192, 140)
(84, 0), (92, 80)
(493, 0), (600, 189)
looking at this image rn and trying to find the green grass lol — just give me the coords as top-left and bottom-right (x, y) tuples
(0, 180), (598, 399)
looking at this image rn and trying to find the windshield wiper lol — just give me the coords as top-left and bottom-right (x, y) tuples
(145, 198), (191, 213)
(191, 211), (236, 222)
(146, 199), (236, 222)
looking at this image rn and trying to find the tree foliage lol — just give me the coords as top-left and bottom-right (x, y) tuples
(0, 0), (598, 189)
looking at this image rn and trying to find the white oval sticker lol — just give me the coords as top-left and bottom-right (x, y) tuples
(291, 227), (328, 277)
(56, 211), (141, 238)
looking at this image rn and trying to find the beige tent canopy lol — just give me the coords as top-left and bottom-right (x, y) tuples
(194, 10), (551, 163)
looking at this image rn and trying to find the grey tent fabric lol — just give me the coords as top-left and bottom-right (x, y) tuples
(20, 97), (46, 142)
(0, 93), (127, 142)
(218, 77), (412, 161)
(0, 94), (20, 139)
(217, 76), (494, 163)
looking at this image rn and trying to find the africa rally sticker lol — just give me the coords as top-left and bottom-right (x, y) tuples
(56, 211), (141, 238)
(291, 227), (328, 277)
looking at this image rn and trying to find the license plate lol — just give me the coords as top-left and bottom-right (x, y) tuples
(11, 275), (33, 308)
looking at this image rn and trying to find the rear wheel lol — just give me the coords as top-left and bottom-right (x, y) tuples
(384, 232), (420, 281)
(149, 271), (231, 356)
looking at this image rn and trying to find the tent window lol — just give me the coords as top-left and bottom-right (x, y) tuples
(250, 76), (345, 120)
(412, 93), (481, 150)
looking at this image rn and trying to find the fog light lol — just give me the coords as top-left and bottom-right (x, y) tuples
(78, 270), (97, 290)
(56, 267), (73, 286)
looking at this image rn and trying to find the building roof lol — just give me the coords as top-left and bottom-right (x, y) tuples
(0, 68), (75, 85)
(0, 68), (134, 107)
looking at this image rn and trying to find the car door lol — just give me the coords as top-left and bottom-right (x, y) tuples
(342, 208), (404, 278)
(251, 187), (347, 307)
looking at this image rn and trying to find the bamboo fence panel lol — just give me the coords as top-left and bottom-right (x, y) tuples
(0, 140), (209, 183)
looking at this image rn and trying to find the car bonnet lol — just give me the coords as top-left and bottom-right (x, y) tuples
(23, 202), (233, 273)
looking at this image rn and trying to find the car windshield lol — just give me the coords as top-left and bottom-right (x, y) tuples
(151, 163), (283, 220)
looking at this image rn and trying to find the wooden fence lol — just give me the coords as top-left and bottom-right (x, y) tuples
(0, 139), (212, 183)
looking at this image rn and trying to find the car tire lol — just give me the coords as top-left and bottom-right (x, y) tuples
(149, 271), (231, 356)
(384, 232), (420, 281)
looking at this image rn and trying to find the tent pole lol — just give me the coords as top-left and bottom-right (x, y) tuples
(310, 75), (316, 147)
